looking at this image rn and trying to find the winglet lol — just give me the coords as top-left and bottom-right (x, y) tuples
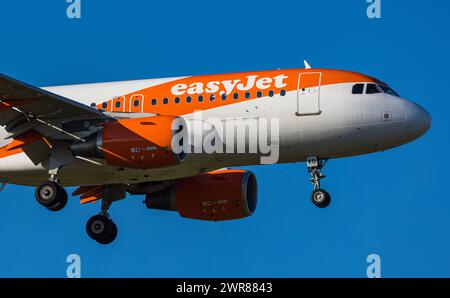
(304, 60), (312, 69)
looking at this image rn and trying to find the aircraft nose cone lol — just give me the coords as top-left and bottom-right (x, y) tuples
(405, 101), (431, 139)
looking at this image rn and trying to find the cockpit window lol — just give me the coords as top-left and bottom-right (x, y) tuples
(353, 83), (400, 97)
(366, 83), (382, 94)
(379, 85), (400, 97)
(352, 84), (364, 94)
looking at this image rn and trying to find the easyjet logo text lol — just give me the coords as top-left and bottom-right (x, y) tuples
(171, 74), (288, 96)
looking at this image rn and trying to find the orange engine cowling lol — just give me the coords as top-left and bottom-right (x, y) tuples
(145, 170), (258, 221)
(70, 115), (187, 169)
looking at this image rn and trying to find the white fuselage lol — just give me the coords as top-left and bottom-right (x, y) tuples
(0, 72), (431, 186)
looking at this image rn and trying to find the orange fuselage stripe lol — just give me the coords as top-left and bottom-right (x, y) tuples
(96, 69), (380, 116)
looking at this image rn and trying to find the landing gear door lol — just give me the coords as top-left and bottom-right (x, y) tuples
(296, 72), (322, 116)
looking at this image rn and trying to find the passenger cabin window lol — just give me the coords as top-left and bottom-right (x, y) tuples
(102, 102), (108, 109)
(221, 93), (227, 100)
(151, 99), (157, 105)
(163, 98), (168, 104)
(133, 100), (140, 107)
(352, 84), (364, 94)
(280, 89), (286, 96)
(174, 97), (180, 104)
(186, 96), (192, 103)
(366, 83), (382, 94)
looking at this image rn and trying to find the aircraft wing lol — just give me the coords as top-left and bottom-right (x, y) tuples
(0, 73), (110, 141)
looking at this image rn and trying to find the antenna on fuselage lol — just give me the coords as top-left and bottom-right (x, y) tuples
(304, 60), (312, 69)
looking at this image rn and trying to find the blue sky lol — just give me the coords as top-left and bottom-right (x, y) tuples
(0, 0), (448, 277)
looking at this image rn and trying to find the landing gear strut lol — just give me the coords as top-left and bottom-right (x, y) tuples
(86, 185), (124, 244)
(35, 179), (68, 211)
(306, 156), (331, 208)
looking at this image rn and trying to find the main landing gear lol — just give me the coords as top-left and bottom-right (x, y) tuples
(35, 180), (120, 244)
(306, 156), (331, 208)
(86, 202), (118, 245)
(35, 144), (72, 212)
(86, 184), (125, 245)
(34, 145), (121, 244)
(35, 178), (68, 212)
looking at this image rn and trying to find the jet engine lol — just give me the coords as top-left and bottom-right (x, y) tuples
(144, 169), (258, 221)
(70, 115), (187, 169)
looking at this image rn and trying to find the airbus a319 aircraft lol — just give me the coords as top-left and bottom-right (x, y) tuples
(0, 63), (431, 244)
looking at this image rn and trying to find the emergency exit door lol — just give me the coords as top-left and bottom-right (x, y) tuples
(296, 72), (322, 116)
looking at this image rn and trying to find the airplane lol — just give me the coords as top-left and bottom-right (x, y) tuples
(0, 62), (431, 244)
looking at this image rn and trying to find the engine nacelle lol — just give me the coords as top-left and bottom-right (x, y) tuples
(145, 170), (258, 221)
(70, 115), (187, 169)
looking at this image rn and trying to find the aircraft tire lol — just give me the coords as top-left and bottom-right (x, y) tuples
(311, 188), (331, 208)
(86, 214), (117, 244)
(35, 181), (68, 210)
(46, 190), (68, 212)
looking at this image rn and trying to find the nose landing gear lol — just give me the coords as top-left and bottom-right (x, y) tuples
(307, 156), (331, 208)
(311, 188), (331, 208)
